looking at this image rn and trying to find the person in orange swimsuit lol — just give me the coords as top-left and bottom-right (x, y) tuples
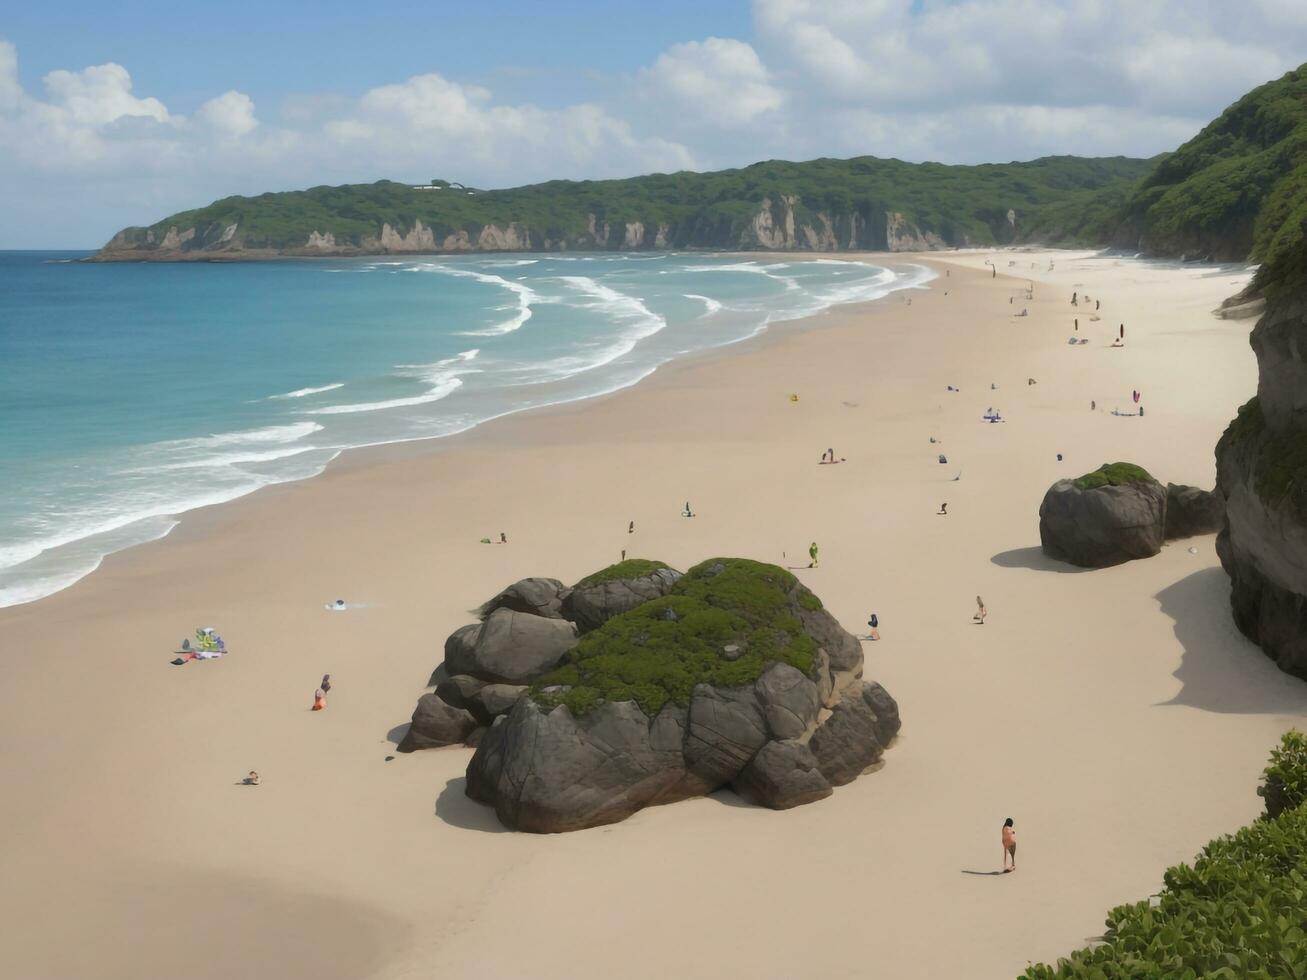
(312, 688), (327, 711)
(1002, 817), (1016, 872)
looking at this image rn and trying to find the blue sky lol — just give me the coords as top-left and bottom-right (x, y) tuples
(1, 0), (1304, 247)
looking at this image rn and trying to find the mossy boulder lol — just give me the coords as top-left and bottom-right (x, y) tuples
(559, 559), (682, 633)
(1040, 463), (1167, 567)
(465, 558), (898, 832)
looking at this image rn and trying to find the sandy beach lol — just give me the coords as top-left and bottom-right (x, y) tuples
(2, 249), (1300, 980)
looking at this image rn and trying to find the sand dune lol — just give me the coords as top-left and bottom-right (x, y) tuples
(1, 250), (1299, 980)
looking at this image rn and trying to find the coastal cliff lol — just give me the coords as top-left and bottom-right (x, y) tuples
(91, 154), (1151, 261)
(1215, 216), (1307, 677)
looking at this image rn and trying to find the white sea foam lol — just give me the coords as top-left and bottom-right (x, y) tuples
(166, 421), (324, 450)
(683, 261), (800, 291)
(306, 377), (464, 415)
(268, 382), (345, 400)
(684, 293), (723, 314)
(423, 266), (538, 336)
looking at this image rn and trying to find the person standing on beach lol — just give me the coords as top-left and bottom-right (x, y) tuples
(974, 596), (987, 624)
(312, 687), (327, 711)
(938, 502), (948, 515)
(628, 520), (634, 534)
(1071, 291), (1077, 306)
(1002, 818), (1016, 871)
(809, 542), (819, 567)
(320, 674), (331, 695)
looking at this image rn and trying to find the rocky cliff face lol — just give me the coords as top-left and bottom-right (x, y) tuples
(1216, 278), (1307, 677)
(93, 197), (982, 261)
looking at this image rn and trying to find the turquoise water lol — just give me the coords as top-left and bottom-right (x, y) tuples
(0, 251), (932, 606)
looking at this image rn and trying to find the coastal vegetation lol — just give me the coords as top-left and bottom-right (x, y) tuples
(532, 558), (819, 716)
(1072, 462), (1156, 491)
(574, 558), (672, 588)
(1022, 731), (1307, 979)
(1112, 64), (1307, 262)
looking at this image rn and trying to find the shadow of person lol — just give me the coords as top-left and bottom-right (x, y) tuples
(960, 869), (1007, 876)
(990, 546), (1091, 574)
(1155, 566), (1307, 714)
(434, 777), (509, 833)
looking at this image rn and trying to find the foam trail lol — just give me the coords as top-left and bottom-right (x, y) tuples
(683, 261), (800, 291)
(307, 378), (464, 415)
(685, 293), (723, 314)
(424, 266), (538, 335)
(268, 383), (344, 400)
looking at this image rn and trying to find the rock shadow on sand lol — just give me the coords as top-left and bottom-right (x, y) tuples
(435, 777), (509, 833)
(990, 546), (1091, 574)
(1156, 566), (1307, 714)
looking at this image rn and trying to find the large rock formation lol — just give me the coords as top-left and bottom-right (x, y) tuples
(464, 558), (900, 832)
(1216, 258), (1307, 678)
(1039, 463), (1168, 567)
(399, 563), (679, 750)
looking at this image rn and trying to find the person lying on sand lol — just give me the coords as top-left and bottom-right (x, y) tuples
(1003, 818), (1017, 872)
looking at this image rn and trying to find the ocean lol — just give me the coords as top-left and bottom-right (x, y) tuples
(0, 251), (932, 606)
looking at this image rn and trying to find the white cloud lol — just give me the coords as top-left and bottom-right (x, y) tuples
(638, 37), (783, 125)
(196, 91), (258, 137)
(42, 61), (171, 126)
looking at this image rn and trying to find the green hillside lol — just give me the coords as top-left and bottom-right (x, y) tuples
(99, 154), (1153, 257)
(1112, 64), (1307, 261)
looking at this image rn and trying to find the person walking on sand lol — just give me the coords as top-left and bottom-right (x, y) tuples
(974, 595), (987, 624)
(809, 542), (819, 568)
(1002, 817), (1017, 871)
(312, 687), (327, 711)
(628, 520), (634, 534)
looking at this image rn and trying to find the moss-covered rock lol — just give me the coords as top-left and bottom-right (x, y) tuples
(535, 558), (819, 716)
(1073, 461), (1155, 491)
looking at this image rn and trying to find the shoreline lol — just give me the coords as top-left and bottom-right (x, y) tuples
(3, 247), (1295, 980)
(1, 250), (932, 611)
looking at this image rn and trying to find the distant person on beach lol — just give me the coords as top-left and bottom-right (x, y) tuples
(1120, 324), (1125, 339)
(628, 520), (634, 534)
(320, 674), (331, 695)
(1091, 400), (1096, 411)
(866, 613), (880, 641)
(1003, 818), (1016, 871)
(1071, 291), (1077, 306)
(499, 531), (507, 544)
(938, 502), (948, 515)
(974, 596), (987, 624)
(809, 542), (819, 567)
(1074, 318), (1078, 331)
(683, 501), (695, 518)
(243, 771), (260, 786)
(313, 687), (327, 711)
(1095, 299), (1100, 311)
(621, 549), (626, 561)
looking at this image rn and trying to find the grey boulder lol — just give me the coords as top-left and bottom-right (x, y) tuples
(561, 566), (683, 632)
(808, 682), (889, 786)
(448, 608), (577, 684)
(684, 684), (769, 785)
(1165, 483), (1225, 539)
(1039, 477), (1167, 567)
(471, 683), (528, 720)
(754, 662), (820, 740)
(466, 699), (702, 833)
(397, 693), (478, 752)
(478, 577), (569, 620)
(732, 739), (833, 809)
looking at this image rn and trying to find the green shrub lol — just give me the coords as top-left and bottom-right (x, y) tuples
(1260, 730), (1307, 819)
(532, 558), (819, 716)
(574, 559), (672, 589)
(1021, 732), (1307, 978)
(1073, 462), (1156, 491)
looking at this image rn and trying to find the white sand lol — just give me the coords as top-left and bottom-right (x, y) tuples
(1, 249), (1302, 980)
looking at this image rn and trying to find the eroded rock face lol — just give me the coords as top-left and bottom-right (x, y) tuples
(732, 740), (832, 809)
(1216, 280), (1307, 677)
(1165, 483), (1225, 539)
(560, 566), (683, 633)
(1039, 478), (1167, 567)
